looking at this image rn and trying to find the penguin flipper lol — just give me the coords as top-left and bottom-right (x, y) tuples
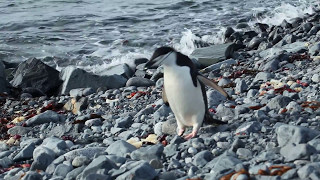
(162, 86), (169, 106)
(197, 75), (232, 100)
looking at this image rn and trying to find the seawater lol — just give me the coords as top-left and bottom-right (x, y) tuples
(0, 0), (318, 72)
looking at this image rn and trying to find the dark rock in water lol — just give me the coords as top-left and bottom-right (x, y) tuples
(224, 27), (235, 39)
(190, 43), (243, 66)
(10, 58), (62, 95)
(134, 58), (148, 66)
(60, 66), (127, 95)
(126, 77), (155, 87)
(236, 23), (249, 29)
(97, 64), (134, 79)
(280, 19), (292, 29)
(291, 17), (303, 28)
(272, 34), (283, 45)
(0, 60), (10, 93)
(308, 25), (320, 36)
(229, 32), (243, 42)
(26, 110), (66, 126)
(115, 161), (157, 180)
(244, 31), (258, 39)
(308, 14), (320, 22)
(254, 23), (269, 33)
(248, 37), (265, 49)
(301, 22), (313, 33)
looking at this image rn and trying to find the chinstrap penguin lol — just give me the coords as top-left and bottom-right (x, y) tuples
(145, 47), (230, 139)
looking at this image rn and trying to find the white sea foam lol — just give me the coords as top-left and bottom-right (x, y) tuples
(71, 0), (319, 71)
(251, 2), (315, 26)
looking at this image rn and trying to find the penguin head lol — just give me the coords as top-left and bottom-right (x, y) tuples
(145, 46), (176, 68)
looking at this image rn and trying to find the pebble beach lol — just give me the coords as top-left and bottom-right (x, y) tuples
(1, 4), (320, 180)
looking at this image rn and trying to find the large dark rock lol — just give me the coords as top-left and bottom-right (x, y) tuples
(0, 60), (9, 93)
(60, 66), (127, 95)
(10, 58), (62, 95)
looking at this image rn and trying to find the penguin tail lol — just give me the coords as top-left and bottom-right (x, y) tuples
(204, 112), (227, 125)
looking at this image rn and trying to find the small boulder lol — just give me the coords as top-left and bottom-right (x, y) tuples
(26, 110), (66, 126)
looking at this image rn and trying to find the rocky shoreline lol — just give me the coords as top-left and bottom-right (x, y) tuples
(1, 7), (320, 180)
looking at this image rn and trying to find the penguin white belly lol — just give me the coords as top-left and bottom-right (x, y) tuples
(164, 66), (205, 127)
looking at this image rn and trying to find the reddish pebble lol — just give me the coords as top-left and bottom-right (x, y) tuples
(13, 134), (21, 140)
(6, 124), (15, 129)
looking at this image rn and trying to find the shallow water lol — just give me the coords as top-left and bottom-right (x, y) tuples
(0, 0), (317, 71)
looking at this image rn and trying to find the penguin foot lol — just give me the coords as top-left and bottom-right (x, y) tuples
(178, 129), (185, 136)
(184, 131), (197, 140)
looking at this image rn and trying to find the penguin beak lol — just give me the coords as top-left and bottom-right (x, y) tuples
(144, 55), (165, 69)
